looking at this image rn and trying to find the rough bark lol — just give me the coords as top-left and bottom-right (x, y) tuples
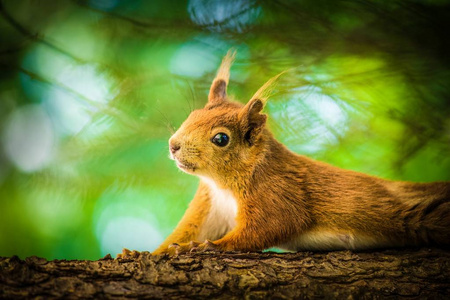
(1, 248), (449, 299)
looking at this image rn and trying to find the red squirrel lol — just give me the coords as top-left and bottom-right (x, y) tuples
(119, 51), (450, 258)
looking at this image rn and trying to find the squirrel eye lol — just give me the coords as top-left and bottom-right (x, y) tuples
(211, 132), (229, 147)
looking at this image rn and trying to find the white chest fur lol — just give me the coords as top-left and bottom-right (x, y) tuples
(198, 176), (238, 241)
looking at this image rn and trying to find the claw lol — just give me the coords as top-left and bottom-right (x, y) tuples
(116, 248), (141, 259)
(168, 243), (180, 249)
(166, 240), (220, 256)
(203, 239), (218, 251)
(189, 241), (200, 248)
(168, 243), (182, 256)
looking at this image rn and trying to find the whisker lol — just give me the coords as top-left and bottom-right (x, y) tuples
(186, 80), (197, 113)
(153, 105), (176, 134)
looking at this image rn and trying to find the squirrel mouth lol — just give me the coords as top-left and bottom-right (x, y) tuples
(175, 159), (196, 172)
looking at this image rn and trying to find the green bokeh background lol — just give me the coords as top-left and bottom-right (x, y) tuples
(0, 0), (449, 260)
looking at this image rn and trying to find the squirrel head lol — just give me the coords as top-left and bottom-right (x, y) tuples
(169, 51), (271, 184)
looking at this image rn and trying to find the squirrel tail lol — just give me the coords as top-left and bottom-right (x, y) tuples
(422, 196), (450, 246)
(403, 182), (450, 246)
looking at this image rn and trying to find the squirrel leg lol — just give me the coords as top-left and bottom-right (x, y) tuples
(152, 184), (211, 255)
(206, 228), (268, 252)
(168, 224), (287, 255)
(197, 208), (310, 253)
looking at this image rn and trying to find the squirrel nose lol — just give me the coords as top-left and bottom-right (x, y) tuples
(169, 142), (181, 155)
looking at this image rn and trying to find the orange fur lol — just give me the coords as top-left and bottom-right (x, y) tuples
(152, 52), (450, 255)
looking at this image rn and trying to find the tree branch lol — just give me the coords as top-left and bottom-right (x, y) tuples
(1, 248), (449, 298)
(0, 0), (85, 64)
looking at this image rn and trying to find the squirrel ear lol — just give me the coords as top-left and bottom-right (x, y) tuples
(239, 99), (267, 145)
(208, 79), (227, 104)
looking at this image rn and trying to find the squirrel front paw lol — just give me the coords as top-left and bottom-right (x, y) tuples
(168, 240), (220, 256)
(116, 248), (141, 259)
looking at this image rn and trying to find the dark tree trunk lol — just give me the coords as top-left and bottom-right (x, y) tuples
(1, 248), (449, 299)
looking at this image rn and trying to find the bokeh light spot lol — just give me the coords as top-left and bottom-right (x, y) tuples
(170, 42), (219, 78)
(99, 217), (162, 256)
(93, 184), (164, 256)
(21, 45), (117, 136)
(2, 104), (55, 172)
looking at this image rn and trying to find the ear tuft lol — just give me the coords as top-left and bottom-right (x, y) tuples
(208, 50), (236, 105)
(250, 69), (288, 104)
(240, 98), (267, 146)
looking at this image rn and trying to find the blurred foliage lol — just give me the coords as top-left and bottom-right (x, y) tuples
(0, 0), (449, 260)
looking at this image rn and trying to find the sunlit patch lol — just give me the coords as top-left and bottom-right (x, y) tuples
(188, 0), (262, 33)
(42, 87), (93, 136)
(93, 184), (164, 256)
(98, 217), (162, 256)
(269, 86), (351, 154)
(41, 62), (116, 136)
(170, 38), (250, 83)
(303, 87), (348, 129)
(2, 104), (55, 172)
(21, 45), (117, 136)
(170, 42), (220, 78)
